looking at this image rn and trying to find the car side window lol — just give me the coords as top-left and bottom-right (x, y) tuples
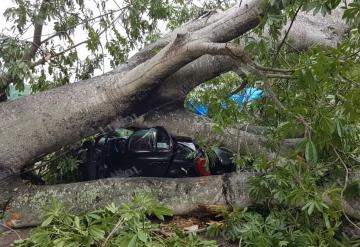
(128, 128), (156, 152)
(156, 128), (171, 151)
(175, 143), (194, 159)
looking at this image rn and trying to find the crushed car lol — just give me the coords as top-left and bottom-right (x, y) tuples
(78, 126), (235, 180)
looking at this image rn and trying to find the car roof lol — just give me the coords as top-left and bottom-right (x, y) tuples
(172, 135), (194, 143)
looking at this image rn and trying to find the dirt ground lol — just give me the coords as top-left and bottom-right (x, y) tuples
(0, 228), (32, 247)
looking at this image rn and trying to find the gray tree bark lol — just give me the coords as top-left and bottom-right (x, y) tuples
(136, 108), (277, 159)
(2, 172), (359, 230)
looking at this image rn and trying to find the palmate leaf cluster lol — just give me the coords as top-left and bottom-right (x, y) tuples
(206, 207), (360, 246)
(11, 193), (216, 247)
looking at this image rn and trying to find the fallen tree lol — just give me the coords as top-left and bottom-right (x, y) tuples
(0, 0), (348, 175)
(1, 0), (358, 239)
(0, 0), (267, 175)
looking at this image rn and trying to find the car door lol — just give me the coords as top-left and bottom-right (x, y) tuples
(170, 141), (198, 177)
(124, 127), (173, 177)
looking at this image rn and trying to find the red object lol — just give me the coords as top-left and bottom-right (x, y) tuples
(196, 158), (210, 176)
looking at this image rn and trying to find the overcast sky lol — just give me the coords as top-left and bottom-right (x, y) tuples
(0, 0), (16, 35)
(0, 0), (138, 77)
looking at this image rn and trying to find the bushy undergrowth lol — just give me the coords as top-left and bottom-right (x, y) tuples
(207, 207), (360, 246)
(10, 191), (359, 247)
(11, 193), (216, 247)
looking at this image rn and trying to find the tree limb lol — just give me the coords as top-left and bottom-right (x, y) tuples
(22, 0), (50, 62)
(40, 10), (122, 45)
(1, 172), (359, 230)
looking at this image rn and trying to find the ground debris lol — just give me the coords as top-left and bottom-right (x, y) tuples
(159, 215), (238, 247)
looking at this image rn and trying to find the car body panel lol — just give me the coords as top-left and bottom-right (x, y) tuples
(79, 126), (235, 180)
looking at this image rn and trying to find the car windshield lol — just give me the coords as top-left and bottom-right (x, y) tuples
(128, 128), (156, 152)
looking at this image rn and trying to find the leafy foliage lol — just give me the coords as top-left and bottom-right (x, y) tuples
(1, 0), (222, 95)
(207, 207), (360, 246)
(11, 193), (216, 247)
(27, 142), (86, 185)
(187, 0), (360, 244)
(41, 156), (80, 184)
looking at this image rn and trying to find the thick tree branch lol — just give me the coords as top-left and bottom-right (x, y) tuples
(266, 73), (296, 79)
(23, 23), (43, 62)
(0, 174), (249, 229)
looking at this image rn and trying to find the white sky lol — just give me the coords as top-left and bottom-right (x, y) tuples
(0, 0), (147, 78)
(0, 0), (208, 83)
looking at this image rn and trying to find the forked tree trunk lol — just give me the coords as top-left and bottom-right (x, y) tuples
(0, 0), (266, 175)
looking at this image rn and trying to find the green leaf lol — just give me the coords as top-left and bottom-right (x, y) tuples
(88, 213), (102, 220)
(89, 226), (105, 240)
(152, 206), (173, 220)
(301, 201), (315, 215)
(308, 202), (315, 215)
(41, 215), (54, 226)
(53, 238), (66, 247)
(323, 213), (331, 229)
(336, 120), (343, 138)
(137, 230), (147, 243)
(128, 234), (137, 247)
(305, 140), (318, 163)
(74, 216), (81, 229)
(279, 240), (289, 247)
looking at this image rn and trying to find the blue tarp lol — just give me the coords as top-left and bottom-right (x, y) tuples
(7, 84), (31, 101)
(187, 87), (263, 117)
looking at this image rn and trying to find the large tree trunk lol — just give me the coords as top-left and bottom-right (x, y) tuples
(1, 174), (250, 228)
(2, 172), (359, 230)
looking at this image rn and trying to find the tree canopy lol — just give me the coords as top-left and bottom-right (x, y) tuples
(0, 0), (232, 96)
